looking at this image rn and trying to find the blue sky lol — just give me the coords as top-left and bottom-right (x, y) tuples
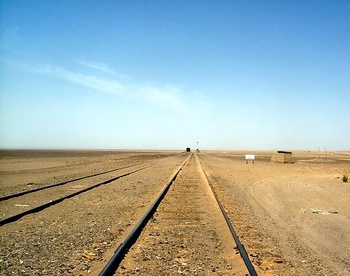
(1, 1), (349, 150)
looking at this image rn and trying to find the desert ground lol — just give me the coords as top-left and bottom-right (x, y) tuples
(0, 149), (349, 275)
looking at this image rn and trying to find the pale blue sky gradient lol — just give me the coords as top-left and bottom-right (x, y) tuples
(1, 1), (349, 150)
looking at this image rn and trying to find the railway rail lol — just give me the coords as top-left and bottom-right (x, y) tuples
(0, 154), (186, 227)
(0, 164), (150, 227)
(0, 152), (183, 201)
(100, 153), (257, 275)
(0, 163), (142, 202)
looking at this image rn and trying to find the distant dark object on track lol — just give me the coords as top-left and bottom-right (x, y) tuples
(186, 148), (191, 152)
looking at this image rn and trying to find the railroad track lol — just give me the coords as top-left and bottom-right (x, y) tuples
(0, 163), (143, 202)
(0, 153), (187, 227)
(0, 163), (152, 227)
(0, 152), (183, 202)
(100, 153), (257, 275)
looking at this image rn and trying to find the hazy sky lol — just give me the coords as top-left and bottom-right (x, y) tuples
(1, 1), (349, 150)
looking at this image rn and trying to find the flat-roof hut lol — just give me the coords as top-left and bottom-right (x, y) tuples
(271, 151), (293, 163)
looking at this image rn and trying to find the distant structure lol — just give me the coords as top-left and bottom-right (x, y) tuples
(186, 148), (191, 152)
(271, 151), (293, 163)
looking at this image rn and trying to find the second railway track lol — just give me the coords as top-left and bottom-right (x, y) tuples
(0, 153), (192, 275)
(100, 153), (257, 275)
(0, 163), (144, 201)
(0, 154), (185, 227)
(0, 164), (150, 226)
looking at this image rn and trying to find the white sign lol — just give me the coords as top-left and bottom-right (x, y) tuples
(245, 154), (255, 164)
(245, 154), (255, 160)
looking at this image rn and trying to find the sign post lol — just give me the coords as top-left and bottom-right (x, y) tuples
(245, 154), (255, 164)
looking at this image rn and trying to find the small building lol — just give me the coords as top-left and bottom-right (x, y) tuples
(271, 151), (293, 163)
(186, 148), (191, 152)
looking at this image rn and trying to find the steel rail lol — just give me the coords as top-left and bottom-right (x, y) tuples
(99, 154), (191, 276)
(0, 156), (177, 202)
(196, 153), (258, 276)
(0, 153), (184, 201)
(0, 166), (150, 227)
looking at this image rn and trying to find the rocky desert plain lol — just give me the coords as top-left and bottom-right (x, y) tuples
(0, 149), (349, 275)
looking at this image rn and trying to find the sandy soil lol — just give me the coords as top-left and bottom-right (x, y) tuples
(199, 150), (350, 275)
(0, 150), (176, 196)
(0, 150), (349, 275)
(0, 150), (185, 275)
